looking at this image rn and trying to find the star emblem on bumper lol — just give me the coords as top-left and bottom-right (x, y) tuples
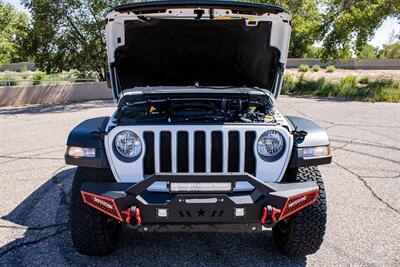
(197, 209), (206, 216)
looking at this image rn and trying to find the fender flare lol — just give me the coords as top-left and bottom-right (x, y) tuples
(286, 116), (332, 167)
(65, 117), (110, 168)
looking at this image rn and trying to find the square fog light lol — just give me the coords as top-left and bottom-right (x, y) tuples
(157, 208), (168, 218)
(235, 208), (245, 217)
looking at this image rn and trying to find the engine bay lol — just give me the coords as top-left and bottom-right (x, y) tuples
(114, 89), (278, 124)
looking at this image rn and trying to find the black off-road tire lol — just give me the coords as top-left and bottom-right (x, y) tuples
(272, 166), (327, 257)
(69, 167), (121, 256)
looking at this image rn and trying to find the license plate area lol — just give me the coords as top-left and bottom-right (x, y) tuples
(161, 196), (240, 222)
(142, 194), (259, 223)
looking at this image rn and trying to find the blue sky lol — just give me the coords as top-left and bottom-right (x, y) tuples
(6, 0), (400, 49)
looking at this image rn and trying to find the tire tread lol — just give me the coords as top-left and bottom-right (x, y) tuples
(273, 166), (327, 257)
(69, 167), (120, 256)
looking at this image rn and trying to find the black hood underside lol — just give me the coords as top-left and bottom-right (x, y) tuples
(114, 19), (281, 91)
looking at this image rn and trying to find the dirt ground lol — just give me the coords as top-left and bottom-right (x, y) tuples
(286, 68), (400, 82)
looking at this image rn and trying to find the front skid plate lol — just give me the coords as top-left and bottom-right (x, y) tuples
(132, 224), (266, 233)
(81, 173), (319, 225)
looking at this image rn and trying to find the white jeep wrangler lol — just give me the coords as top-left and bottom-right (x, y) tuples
(65, 0), (331, 257)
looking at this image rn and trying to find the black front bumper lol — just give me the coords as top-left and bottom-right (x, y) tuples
(81, 173), (319, 231)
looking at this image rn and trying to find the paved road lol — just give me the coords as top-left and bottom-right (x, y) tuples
(0, 97), (399, 266)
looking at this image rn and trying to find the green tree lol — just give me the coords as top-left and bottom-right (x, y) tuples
(320, 0), (400, 61)
(23, 0), (323, 76)
(0, 1), (29, 64)
(21, 0), (400, 76)
(304, 46), (324, 58)
(357, 44), (379, 59)
(383, 42), (400, 58)
(254, 0), (323, 58)
(21, 0), (131, 79)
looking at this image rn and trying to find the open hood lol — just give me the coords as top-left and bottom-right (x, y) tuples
(105, 1), (291, 98)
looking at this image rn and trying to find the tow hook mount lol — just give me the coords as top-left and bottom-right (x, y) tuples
(261, 205), (282, 225)
(122, 206), (142, 225)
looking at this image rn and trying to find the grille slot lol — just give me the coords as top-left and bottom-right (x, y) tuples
(228, 131), (240, 172)
(160, 131), (172, 172)
(194, 131), (206, 172)
(244, 131), (256, 175)
(211, 131), (223, 172)
(177, 131), (189, 172)
(142, 129), (258, 176)
(143, 132), (155, 175)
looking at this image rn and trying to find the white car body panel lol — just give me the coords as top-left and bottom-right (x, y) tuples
(105, 120), (293, 191)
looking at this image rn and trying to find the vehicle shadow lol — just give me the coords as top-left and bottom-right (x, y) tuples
(0, 168), (307, 267)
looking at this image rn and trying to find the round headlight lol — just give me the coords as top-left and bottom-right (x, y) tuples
(114, 130), (142, 160)
(257, 130), (285, 161)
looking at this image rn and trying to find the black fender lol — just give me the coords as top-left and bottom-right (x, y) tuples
(65, 117), (110, 168)
(286, 116), (332, 167)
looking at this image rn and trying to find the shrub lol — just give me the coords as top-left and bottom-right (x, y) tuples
(20, 65), (28, 72)
(338, 76), (359, 98)
(4, 71), (16, 76)
(340, 76), (358, 87)
(376, 81), (400, 102)
(20, 70), (31, 79)
(32, 72), (47, 85)
(298, 64), (310, 72)
(383, 42), (400, 59)
(21, 73), (30, 79)
(282, 74), (295, 94)
(356, 80), (400, 102)
(284, 75), (399, 102)
(311, 64), (321, 72)
(6, 76), (24, 86)
(4, 71), (30, 85)
(314, 78), (340, 97)
(359, 76), (370, 85)
(326, 65), (336, 73)
(0, 76), (8, 86)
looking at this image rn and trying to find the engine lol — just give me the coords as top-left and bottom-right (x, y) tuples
(115, 97), (277, 124)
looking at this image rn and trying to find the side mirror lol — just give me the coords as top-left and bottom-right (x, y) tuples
(106, 71), (112, 89)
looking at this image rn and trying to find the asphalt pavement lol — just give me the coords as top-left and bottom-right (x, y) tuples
(0, 97), (399, 266)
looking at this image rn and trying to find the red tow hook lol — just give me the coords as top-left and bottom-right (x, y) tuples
(135, 207), (142, 225)
(122, 207), (142, 225)
(271, 207), (281, 222)
(122, 208), (132, 224)
(261, 206), (282, 224)
(261, 207), (268, 225)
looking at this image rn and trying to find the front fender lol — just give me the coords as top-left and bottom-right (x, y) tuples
(65, 117), (110, 168)
(286, 116), (332, 167)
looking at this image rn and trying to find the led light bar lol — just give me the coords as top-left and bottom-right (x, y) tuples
(67, 146), (96, 158)
(170, 182), (232, 193)
(302, 146), (330, 159)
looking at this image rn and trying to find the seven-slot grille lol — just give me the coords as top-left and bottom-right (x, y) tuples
(143, 130), (256, 176)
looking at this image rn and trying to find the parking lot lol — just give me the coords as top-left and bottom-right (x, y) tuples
(0, 96), (399, 266)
